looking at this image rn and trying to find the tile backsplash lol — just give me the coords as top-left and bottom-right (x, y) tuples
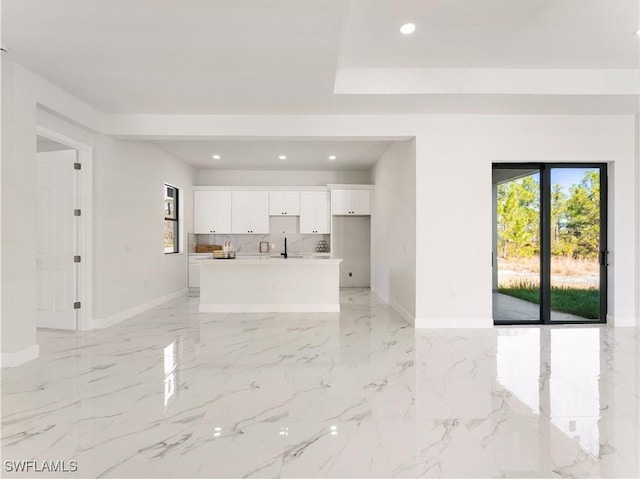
(190, 217), (329, 254)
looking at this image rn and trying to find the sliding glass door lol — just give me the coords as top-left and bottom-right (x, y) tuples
(493, 167), (541, 323)
(548, 166), (606, 322)
(493, 164), (607, 325)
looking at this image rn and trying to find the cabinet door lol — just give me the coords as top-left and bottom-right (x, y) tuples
(351, 190), (371, 215)
(211, 191), (232, 232)
(284, 191), (300, 215)
(231, 191), (252, 233)
(250, 191), (270, 233)
(269, 191), (300, 216)
(331, 190), (351, 215)
(299, 191), (316, 234)
(314, 192), (331, 233)
(194, 191), (216, 234)
(195, 191), (231, 233)
(269, 191), (285, 216)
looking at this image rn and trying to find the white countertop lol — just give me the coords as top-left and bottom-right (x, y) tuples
(200, 256), (342, 265)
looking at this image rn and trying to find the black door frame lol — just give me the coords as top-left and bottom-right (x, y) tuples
(493, 163), (608, 325)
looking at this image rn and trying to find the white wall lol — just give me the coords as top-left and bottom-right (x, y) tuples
(636, 114), (640, 327)
(1, 61), (195, 364)
(332, 216), (371, 287)
(37, 109), (95, 146)
(92, 137), (194, 324)
(1, 58), (39, 360)
(415, 116), (637, 328)
(1, 58), (638, 367)
(196, 169), (371, 186)
(371, 140), (416, 321)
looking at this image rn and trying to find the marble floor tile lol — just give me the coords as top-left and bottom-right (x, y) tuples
(377, 418), (499, 478)
(280, 420), (392, 478)
(2, 289), (639, 478)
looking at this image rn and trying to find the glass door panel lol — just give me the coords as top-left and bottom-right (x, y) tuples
(493, 168), (541, 322)
(549, 167), (603, 322)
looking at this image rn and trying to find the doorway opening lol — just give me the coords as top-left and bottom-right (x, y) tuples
(36, 134), (84, 330)
(492, 163), (607, 325)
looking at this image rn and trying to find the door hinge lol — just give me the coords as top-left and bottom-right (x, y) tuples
(74, 162), (82, 170)
(74, 255), (81, 263)
(73, 301), (81, 309)
(74, 209), (82, 217)
(600, 251), (610, 267)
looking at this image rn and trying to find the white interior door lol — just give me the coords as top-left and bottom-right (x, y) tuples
(37, 150), (78, 330)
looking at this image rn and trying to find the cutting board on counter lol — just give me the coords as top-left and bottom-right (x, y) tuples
(195, 244), (222, 253)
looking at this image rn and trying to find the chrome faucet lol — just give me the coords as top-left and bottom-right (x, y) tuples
(281, 237), (288, 259)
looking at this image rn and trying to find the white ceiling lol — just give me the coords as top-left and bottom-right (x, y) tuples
(339, 0), (640, 69)
(3, 0), (639, 115)
(153, 139), (394, 170)
(2, 0), (345, 114)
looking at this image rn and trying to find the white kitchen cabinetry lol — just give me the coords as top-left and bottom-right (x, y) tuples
(232, 191), (270, 234)
(331, 189), (371, 215)
(300, 191), (330, 234)
(189, 263), (200, 288)
(269, 191), (300, 216)
(189, 255), (211, 288)
(194, 191), (232, 234)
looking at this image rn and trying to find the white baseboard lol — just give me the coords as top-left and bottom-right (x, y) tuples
(371, 286), (415, 326)
(1, 344), (40, 368)
(389, 299), (415, 325)
(87, 289), (188, 330)
(370, 285), (389, 303)
(415, 317), (493, 329)
(199, 303), (340, 313)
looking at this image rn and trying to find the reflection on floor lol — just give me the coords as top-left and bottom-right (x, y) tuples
(2, 289), (638, 478)
(493, 292), (588, 322)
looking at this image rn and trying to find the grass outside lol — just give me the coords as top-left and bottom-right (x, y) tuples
(499, 280), (599, 319)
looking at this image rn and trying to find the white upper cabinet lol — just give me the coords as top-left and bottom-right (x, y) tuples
(331, 189), (371, 215)
(195, 187), (370, 236)
(314, 192), (330, 233)
(350, 190), (372, 215)
(330, 190), (351, 215)
(300, 191), (330, 234)
(194, 191), (232, 234)
(269, 191), (300, 216)
(232, 191), (269, 234)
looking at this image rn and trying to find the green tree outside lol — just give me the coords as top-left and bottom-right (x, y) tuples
(497, 170), (599, 260)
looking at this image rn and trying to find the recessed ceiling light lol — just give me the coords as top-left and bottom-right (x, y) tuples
(399, 23), (416, 35)
(328, 155), (337, 160)
(212, 154), (221, 159)
(635, 27), (640, 36)
(278, 155), (287, 160)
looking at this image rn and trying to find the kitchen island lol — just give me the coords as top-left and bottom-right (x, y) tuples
(199, 256), (342, 313)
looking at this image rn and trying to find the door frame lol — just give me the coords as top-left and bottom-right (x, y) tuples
(493, 162), (608, 325)
(36, 126), (93, 331)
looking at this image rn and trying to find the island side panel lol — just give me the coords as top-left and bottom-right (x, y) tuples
(199, 261), (341, 313)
